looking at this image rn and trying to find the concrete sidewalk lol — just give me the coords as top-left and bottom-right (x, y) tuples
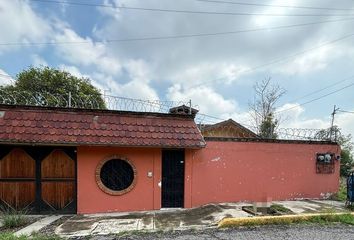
(15, 215), (62, 237)
(55, 200), (349, 238)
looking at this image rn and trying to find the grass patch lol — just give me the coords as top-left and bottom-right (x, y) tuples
(0, 207), (28, 229)
(0, 232), (63, 240)
(115, 230), (150, 238)
(330, 178), (347, 202)
(269, 204), (293, 214)
(218, 213), (354, 228)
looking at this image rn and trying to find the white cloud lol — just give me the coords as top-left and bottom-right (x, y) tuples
(252, 0), (297, 27)
(167, 84), (238, 116)
(85, 72), (159, 100)
(31, 54), (48, 66)
(124, 59), (153, 84)
(58, 64), (90, 79)
(336, 112), (354, 137)
(0, 0), (52, 53)
(54, 28), (122, 76)
(274, 42), (354, 75)
(0, 69), (14, 86)
(169, 62), (250, 88)
(277, 103), (329, 129)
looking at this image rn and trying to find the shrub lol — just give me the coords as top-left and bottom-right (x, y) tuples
(0, 233), (63, 240)
(0, 207), (28, 229)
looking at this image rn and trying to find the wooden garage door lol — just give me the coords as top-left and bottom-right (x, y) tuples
(0, 148), (36, 210)
(0, 146), (76, 214)
(41, 150), (75, 212)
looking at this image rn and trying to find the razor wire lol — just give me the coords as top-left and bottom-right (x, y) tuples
(0, 90), (192, 113)
(198, 124), (327, 140)
(196, 114), (334, 142)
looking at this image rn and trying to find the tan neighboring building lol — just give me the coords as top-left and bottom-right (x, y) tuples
(200, 119), (258, 138)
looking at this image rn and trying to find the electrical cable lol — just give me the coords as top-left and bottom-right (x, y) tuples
(276, 81), (354, 113)
(29, 0), (354, 17)
(2, 17), (353, 46)
(196, 0), (354, 12)
(189, 32), (354, 89)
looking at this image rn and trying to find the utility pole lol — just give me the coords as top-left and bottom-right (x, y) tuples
(329, 105), (340, 141)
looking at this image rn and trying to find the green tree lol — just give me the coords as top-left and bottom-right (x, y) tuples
(259, 113), (278, 139)
(315, 126), (354, 177)
(0, 66), (105, 109)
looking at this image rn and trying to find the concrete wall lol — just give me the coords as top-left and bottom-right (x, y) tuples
(190, 141), (340, 207)
(77, 141), (340, 213)
(77, 146), (162, 214)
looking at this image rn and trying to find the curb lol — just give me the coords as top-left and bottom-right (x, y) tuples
(218, 212), (354, 228)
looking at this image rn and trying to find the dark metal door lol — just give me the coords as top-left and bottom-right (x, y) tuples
(161, 150), (185, 208)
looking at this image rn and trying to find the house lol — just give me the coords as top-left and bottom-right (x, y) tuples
(0, 104), (340, 214)
(200, 119), (258, 138)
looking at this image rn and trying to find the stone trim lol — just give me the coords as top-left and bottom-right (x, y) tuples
(95, 155), (137, 196)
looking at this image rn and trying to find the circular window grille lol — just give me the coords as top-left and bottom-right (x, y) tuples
(96, 157), (137, 195)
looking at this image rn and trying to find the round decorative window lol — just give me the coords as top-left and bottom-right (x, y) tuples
(96, 156), (137, 195)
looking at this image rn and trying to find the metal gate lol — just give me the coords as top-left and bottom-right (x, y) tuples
(347, 172), (354, 206)
(0, 146), (76, 214)
(161, 150), (185, 208)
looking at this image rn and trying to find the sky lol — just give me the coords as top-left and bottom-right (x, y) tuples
(0, 0), (354, 139)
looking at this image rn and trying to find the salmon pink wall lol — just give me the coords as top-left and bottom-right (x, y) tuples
(77, 146), (162, 214)
(190, 141), (340, 207)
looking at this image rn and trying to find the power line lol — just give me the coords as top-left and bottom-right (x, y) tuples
(2, 17), (353, 46)
(29, 0), (354, 17)
(197, 113), (226, 121)
(338, 109), (354, 114)
(197, 0), (354, 12)
(288, 74), (354, 103)
(189, 32), (354, 89)
(276, 81), (354, 113)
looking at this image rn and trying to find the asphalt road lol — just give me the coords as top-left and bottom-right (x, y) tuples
(88, 224), (354, 240)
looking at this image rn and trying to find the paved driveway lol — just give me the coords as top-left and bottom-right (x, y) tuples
(86, 224), (354, 240)
(56, 200), (347, 238)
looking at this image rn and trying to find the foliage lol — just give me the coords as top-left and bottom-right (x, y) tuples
(0, 233), (63, 240)
(0, 207), (28, 229)
(249, 77), (285, 138)
(218, 213), (354, 228)
(259, 114), (278, 139)
(0, 233), (27, 240)
(315, 126), (354, 177)
(340, 149), (354, 177)
(0, 66), (105, 109)
(331, 179), (347, 202)
(269, 204), (293, 214)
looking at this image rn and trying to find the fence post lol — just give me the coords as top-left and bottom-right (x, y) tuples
(189, 99), (192, 115)
(68, 92), (72, 108)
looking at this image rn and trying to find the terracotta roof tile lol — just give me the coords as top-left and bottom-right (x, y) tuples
(0, 105), (205, 148)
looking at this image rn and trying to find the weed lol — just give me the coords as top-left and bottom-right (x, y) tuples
(269, 204), (293, 214)
(330, 178), (347, 202)
(30, 232), (64, 240)
(219, 213), (354, 228)
(0, 207), (28, 229)
(0, 232), (63, 240)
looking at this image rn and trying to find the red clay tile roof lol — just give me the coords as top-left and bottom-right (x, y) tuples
(0, 105), (206, 148)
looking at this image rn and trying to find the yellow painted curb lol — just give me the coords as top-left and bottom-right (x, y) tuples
(218, 212), (354, 228)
